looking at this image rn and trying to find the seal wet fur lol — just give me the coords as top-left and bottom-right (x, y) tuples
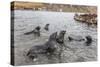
(56, 30), (66, 44)
(24, 26), (41, 36)
(26, 32), (60, 61)
(44, 24), (50, 31)
(85, 35), (92, 46)
(68, 36), (85, 41)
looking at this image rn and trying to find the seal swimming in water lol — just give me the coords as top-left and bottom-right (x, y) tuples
(56, 30), (66, 44)
(85, 35), (92, 46)
(44, 24), (50, 31)
(68, 35), (85, 41)
(26, 32), (60, 61)
(24, 26), (41, 36)
(26, 31), (66, 62)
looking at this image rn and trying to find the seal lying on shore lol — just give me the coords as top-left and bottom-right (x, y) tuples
(24, 26), (41, 36)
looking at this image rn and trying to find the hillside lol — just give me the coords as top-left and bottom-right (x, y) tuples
(11, 1), (97, 13)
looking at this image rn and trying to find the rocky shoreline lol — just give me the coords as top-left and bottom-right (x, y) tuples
(74, 13), (97, 25)
(11, 1), (97, 14)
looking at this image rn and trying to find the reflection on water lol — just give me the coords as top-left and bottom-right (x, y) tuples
(12, 10), (97, 65)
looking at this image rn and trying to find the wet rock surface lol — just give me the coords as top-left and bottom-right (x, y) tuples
(74, 13), (97, 25)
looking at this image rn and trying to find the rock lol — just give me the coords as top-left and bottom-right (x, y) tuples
(74, 13), (97, 25)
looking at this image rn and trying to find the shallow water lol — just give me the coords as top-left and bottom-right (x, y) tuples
(12, 10), (97, 66)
